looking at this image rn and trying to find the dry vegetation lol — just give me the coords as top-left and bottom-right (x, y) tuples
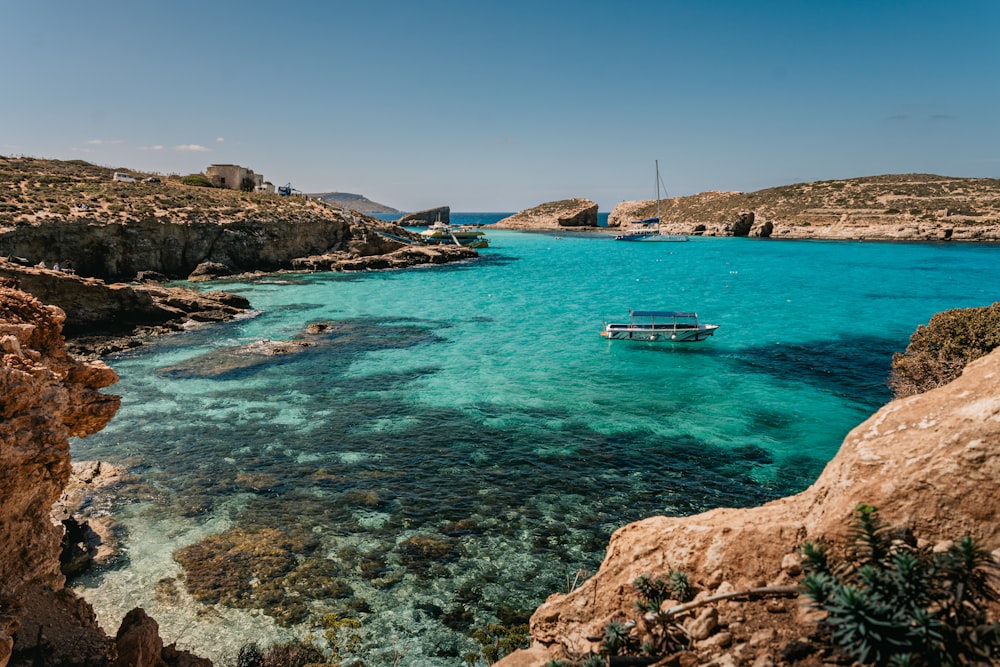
(889, 302), (1000, 398)
(0, 156), (347, 227)
(632, 174), (1000, 230)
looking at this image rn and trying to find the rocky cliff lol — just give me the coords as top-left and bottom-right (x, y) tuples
(0, 287), (207, 666)
(493, 199), (599, 230)
(498, 347), (1000, 666)
(0, 157), (437, 282)
(608, 174), (1000, 241)
(397, 206), (450, 226)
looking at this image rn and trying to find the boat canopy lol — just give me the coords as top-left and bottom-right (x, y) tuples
(632, 217), (660, 225)
(630, 310), (697, 318)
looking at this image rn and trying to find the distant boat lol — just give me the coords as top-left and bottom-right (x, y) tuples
(419, 218), (490, 248)
(615, 161), (688, 242)
(600, 310), (719, 343)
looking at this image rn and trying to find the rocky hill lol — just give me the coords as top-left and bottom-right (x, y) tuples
(307, 192), (400, 214)
(493, 198), (599, 230)
(609, 174), (1000, 241)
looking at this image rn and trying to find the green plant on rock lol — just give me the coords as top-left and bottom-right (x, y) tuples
(599, 619), (637, 658)
(888, 302), (1000, 398)
(470, 623), (530, 665)
(181, 173), (215, 187)
(800, 504), (1000, 666)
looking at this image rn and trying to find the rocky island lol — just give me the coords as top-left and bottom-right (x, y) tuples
(609, 174), (1000, 241)
(493, 199), (599, 230)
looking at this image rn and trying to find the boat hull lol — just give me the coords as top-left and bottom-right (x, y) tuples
(614, 232), (688, 242)
(600, 323), (719, 343)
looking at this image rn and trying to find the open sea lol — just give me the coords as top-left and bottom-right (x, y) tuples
(70, 214), (1000, 665)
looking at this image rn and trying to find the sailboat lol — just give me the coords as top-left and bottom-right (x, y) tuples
(614, 160), (688, 242)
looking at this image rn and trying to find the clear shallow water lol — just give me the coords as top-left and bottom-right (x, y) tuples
(71, 217), (1000, 665)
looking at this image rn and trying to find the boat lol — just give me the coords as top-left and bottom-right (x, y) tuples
(419, 219), (490, 248)
(615, 161), (688, 242)
(600, 310), (719, 342)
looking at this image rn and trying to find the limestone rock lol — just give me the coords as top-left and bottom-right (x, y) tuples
(397, 206), (450, 226)
(0, 286), (120, 664)
(493, 199), (599, 230)
(115, 608), (212, 667)
(0, 259), (250, 339)
(499, 346), (1000, 666)
(0, 287), (209, 666)
(607, 175), (1000, 241)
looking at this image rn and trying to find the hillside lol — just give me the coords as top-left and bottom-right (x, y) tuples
(308, 191), (400, 214)
(0, 156), (349, 227)
(609, 173), (1000, 241)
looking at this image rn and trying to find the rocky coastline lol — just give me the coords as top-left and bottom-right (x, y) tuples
(3, 157), (999, 666)
(3, 281), (998, 666)
(498, 346), (1000, 666)
(0, 157), (483, 357)
(605, 174), (1000, 242)
(0, 286), (209, 667)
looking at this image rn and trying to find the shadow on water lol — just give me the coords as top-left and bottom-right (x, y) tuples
(731, 334), (899, 406)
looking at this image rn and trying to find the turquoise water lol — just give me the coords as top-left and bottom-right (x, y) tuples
(70, 217), (1000, 665)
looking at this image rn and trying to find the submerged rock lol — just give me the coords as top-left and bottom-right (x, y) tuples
(499, 347), (1000, 665)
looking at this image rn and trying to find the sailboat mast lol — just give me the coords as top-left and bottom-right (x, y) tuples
(655, 160), (661, 230)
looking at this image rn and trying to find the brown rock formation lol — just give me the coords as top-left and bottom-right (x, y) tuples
(608, 174), (1000, 241)
(397, 206), (450, 226)
(0, 260), (251, 358)
(494, 199), (599, 230)
(292, 243), (477, 272)
(499, 347), (1000, 666)
(0, 287), (209, 666)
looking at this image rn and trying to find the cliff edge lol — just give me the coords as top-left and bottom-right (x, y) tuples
(499, 346), (1000, 666)
(0, 287), (208, 667)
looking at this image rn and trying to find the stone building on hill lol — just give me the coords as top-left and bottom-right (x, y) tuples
(205, 164), (273, 193)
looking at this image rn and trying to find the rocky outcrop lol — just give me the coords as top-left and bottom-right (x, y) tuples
(292, 243), (477, 272)
(397, 206), (450, 226)
(608, 174), (1000, 241)
(0, 260), (249, 356)
(0, 287), (209, 666)
(0, 215), (406, 282)
(499, 347), (1000, 666)
(493, 199), (599, 230)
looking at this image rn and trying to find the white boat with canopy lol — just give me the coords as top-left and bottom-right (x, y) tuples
(600, 310), (719, 343)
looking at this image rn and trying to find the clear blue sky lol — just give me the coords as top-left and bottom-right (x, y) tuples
(3, 1), (998, 212)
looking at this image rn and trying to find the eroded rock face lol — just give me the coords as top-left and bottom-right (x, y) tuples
(0, 260), (250, 338)
(0, 287), (120, 665)
(0, 217), (353, 281)
(397, 206), (450, 226)
(0, 287), (210, 666)
(500, 347), (1000, 665)
(493, 199), (599, 230)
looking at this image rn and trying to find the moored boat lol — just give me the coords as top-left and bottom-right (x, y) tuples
(600, 310), (719, 342)
(419, 220), (490, 248)
(615, 160), (688, 242)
